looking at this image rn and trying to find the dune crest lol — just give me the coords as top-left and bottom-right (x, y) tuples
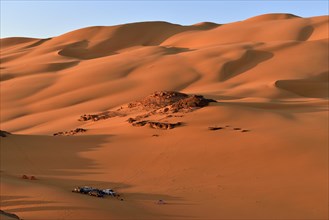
(245, 13), (300, 22)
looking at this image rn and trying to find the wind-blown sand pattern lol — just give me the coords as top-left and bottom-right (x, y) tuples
(0, 14), (328, 220)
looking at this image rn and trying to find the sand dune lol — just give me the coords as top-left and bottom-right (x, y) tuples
(0, 13), (328, 219)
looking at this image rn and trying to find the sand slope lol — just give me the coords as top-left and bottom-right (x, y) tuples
(0, 14), (328, 220)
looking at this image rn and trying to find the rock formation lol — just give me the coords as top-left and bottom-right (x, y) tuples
(79, 111), (125, 122)
(0, 210), (21, 220)
(53, 128), (87, 136)
(125, 91), (215, 129)
(128, 91), (216, 112)
(0, 130), (11, 137)
(128, 119), (181, 129)
(78, 91), (215, 130)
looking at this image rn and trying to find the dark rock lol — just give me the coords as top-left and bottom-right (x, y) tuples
(156, 199), (166, 205)
(132, 121), (148, 127)
(0, 130), (11, 137)
(171, 95), (215, 110)
(79, 111), (125, 122)
(128, 91), (216, 112)
(53, 128), (87, 136)
(0, 210), (21, 220)
(21, 175), (29, 179)
(208, 126), (224, 131)
(125, 91), (216, 130)
(150, 121), (181, 129)
(30, 176), (37, 180)
(127, 118), (136, 123)
(131, 120), (181, 130)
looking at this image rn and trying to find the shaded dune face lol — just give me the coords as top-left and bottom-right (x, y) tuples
(0, 14), (328, 134)
(219, 50), (274, 81)
(274, 71), (329, 98)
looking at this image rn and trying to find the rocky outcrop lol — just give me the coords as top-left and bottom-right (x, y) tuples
(79, 111), (125, 122)
(77, 91), (215, 131)
(128, 91), (216, 112)
(53, 128), (87, 136)
(0, 130), (11, 137)
(170, 95), (214, 111)
(148, 121), (182, 129)
(128, 119), (181, 130)
(0, 210), (21, 220)
(130, 120), (148, 127)
(128, 91), (189, 110)
(125, 91), (215, 129)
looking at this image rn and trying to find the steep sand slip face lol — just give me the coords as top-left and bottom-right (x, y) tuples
(0, 13), (328, 219)
(0, 37), (40, 51)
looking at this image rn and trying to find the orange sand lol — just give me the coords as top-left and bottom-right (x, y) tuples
(1, 14), (328, 220)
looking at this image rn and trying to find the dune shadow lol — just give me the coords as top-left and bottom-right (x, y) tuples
(1, 134), (196, 219)
(58, 40), (118, 60)
(2, 177), (190, 218)
(1, 134), (110, 177)
(23, 38), (52, 49)
(4, 205), (86, 213)
(219, 100), (328, 116)
(42, 61), (80, 72)
(1, 196), (91, 219)
(163, 46), (195, 55)
(219, 50), (274, 81)
(0, 195), (29, 201)
(274, 72), (328, 99)
(298, 25), (314, 41)
(1, 199), (56, 207)
(0, 73), (15, 82)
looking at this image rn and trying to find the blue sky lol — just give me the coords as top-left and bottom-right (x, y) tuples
(1, 0), (328, 38)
